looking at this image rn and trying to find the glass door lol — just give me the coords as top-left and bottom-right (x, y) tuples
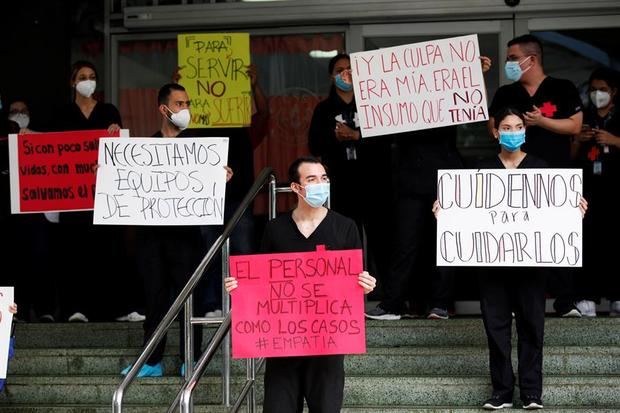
(523, 15), (620, 103)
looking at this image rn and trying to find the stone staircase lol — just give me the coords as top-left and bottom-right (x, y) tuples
(1, 318), (619, 412)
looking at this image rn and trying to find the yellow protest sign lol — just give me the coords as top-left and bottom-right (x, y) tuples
(177, 33), (251, 128)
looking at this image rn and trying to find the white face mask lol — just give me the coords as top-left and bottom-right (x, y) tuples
(75, 80), (97, 98)
(590, 90), (611, 109)
(8, 113), (30, 129)
(166, 107), (191, 130)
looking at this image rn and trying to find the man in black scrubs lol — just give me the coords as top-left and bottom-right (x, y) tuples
(488, 34), (583, 317)
(225, 156), (376, 412)
(122, 83), (231, 377)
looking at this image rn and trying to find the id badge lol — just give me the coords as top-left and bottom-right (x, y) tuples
(346, 145), (357, 160)
(593, 161), (602, 175)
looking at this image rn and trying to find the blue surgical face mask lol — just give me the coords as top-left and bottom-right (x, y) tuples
(302, 182), (330, 208)
(499, 130), (526, 152)
(504, 56), (531, 82)
(334, 74), (353, 92)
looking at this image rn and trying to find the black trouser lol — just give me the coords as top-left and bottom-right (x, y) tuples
(58, 214), (137, 321)
(576, 178), (620, 303)
(11, 214), (57, 319)
(99, 225), (144, 320)
(136, 230), (203, 365)
(58, 214), (96, 319)
(479, 269), (545, 401)
(263, 355), (345, 413)
(547, 267), (577, 315)
(381, 195), (454, 313)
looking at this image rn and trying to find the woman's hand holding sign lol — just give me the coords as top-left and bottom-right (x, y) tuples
(579, 197), (588, 218)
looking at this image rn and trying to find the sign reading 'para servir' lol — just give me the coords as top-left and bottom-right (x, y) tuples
(350, 34), (488, 138)
(229, 246), (365, 359)
(177, 33), (251, 128)
(436, 169), (583, 267)
(94, 137), (229, 226)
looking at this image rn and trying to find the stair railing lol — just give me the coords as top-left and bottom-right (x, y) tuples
(174, 174), (303, 412)
(112, 167), (274, 413)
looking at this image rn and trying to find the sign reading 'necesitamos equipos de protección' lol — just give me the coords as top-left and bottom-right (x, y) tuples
(93, 137), (229, 226)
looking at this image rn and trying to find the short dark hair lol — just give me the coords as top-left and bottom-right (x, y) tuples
(589, 67), (619, 91)
(507, 34), (543, 62)
(328, 53), (350, 75)
(70, 60), (98, 83)
(494, 107), (525, 129)
(288, 156), (324, 184)
(8, 98), (28, 108)
(158, 83), (186, 106)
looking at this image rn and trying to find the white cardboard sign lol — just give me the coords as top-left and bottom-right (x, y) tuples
(94, 137), (229, 226)
(0, 287), (15, 379)
(350, 34), (488, 138)
(436, 169), (583, 267)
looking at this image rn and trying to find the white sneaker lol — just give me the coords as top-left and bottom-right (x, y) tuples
(575, 300), (596, 317)
(205, 309), (223, 318)
(561, 308), (582, 318)
(68, 312), (89, 322)
(116, 311), (146, 322)
(610, 301), (620, 317)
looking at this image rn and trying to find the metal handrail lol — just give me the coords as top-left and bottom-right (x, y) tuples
(175, 176), (282, 413)
(175, 313), (232, 413)
(112, 167), (274, 413)
(175, 178), (282, 413)
(230, 358), (266, 413)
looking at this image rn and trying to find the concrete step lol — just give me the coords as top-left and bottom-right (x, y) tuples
(1, 407), (620, 413)
(9, 346), (620, 376)
(1, 375), (619, 407)
(13, 318), (620, 349)
(364, 318), (620, 347)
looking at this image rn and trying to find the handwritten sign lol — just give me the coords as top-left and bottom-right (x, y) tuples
(436, 169), (583, 267)
(229, 246), (365, 359)
(0, 287), (14, 379)
(93, 137), (229, 226)
(177, 33), (251, 128)
(350, 34), (488, 138)
(8, 130), (128, 213)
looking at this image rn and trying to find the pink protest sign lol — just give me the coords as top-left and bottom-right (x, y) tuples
(229, 246), (365, 359)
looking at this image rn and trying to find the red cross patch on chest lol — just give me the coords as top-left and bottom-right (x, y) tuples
(588, 146), (600, 162)
(539, 101), (558, 118)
